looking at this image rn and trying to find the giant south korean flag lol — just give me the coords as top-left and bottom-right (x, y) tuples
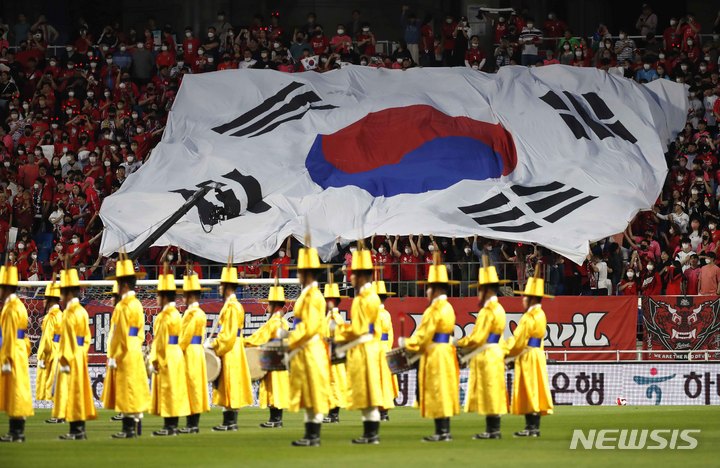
(100, 65), (687, 263)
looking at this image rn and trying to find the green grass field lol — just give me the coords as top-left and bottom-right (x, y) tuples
(0, 407), (718, 467)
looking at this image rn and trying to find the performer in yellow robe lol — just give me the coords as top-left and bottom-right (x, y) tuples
(0, 265), (33, 442)
(322, 279), (348, 424)
(335, 248), (385, 445)
(35, 282), (62, 405)
(374, 280), (397, 422)
(104, 281), (124, 423)
(457, 263), (508, 439)
(207, 265), (253, 431)
(102, 257), (151, 439)
(287, 247), (330, 447)
(178, 273), (210, 434)
(245, 284), (290, 428)
(149, 272), (190, 436)
(54, 268), (97, 440)
(505, 276), (554, 437)
(401, 256), (460, 442)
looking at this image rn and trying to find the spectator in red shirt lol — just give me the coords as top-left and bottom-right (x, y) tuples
(684, 254), (701, 295)
(697, 252), (720, 295)
(618, 268), (638, 295)
(464, 36), (486, 69)
(663, 261), (684, 295)
(640, 260), (661, 296)
(270, 238), (292, 278)
(18, 152), (40, 189)
(441, 15), (457, 65)
(392, 235), (419, 296)
(309, 27), (329, 55)
(238, 259), (263, 279)
(356, 23), (376, 57)
(330, 25), (352, 55)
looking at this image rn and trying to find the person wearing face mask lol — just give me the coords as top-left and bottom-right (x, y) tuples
(130, 40), (154, 85)
(519, 19), (543, 66)
(390, 235), (420, 297)
(663, 18), (680, 50)
(639, 260), (661, 296)
(356, 23), (376, 57)
(155, 43), (176, 69)
(120, 152), (141, 175)
(677, 14), (701, 52)
(697, 252), (720, 295)
(464, 35), (486, 69)
(370, 236), (397, 291)
(131, 123), (165, 161)
(270, 237), (293, 278)
(452, 237), (479, 296)
(635, 61), (658, 82)
(655, 202), (689, 234)
(310, 27), (329, 55)
(330, 25), (352, 56)
(417, 234), (441, 280)
(182, 27), (200, 64)
(618, 268), (638, 295)
(614, 30), (635, 62)
(683, 37), (701, 62)
(211, 11), (231, 45)
(202, 27), (220, 60)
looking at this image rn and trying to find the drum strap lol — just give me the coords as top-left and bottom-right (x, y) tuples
(459, 342), (499, 365)
(335, 333), (373, 355)
(287, 334), (320, 362)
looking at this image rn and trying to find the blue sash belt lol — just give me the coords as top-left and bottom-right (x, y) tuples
(168, 335), (179, 345)
(128, 326), (139, 337)
(432, 333), (451, 343)
(17, 329), (26, 339)
(368, 324), (375, 334)
(487, 333), (501, 344)
(76, 337), (85, 346)
(528, 337), (542, 348)
(53, 334), (61, 343)
(190, 336), (202, 345)
(236, 329), (242, 337)
(381, 333), (389, 341)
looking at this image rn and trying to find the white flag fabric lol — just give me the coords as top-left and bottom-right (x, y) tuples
(99, 65), (687, 264)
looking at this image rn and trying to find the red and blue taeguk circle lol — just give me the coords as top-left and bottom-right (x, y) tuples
(305, 105), (518, 197)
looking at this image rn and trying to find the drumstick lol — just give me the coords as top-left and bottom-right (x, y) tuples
(400, 317), (405, 337)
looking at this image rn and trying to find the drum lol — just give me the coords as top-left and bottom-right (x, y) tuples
(259, 344), (288, 372)
(204, 347), (222, 382)
(245, 347), (267, 382)
(386, 347), (419, 375)
(456, 347), (471, 369)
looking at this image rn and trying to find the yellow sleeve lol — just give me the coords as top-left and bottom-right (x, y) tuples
(37, 315), (52, 361)
(0, 307), (7, 364)
(245, 316), (276, 347)
(58, 309), (75, 367)
(404, 306), (437, 353)
(81, 308), (91, 355)
(386, 312), (394, 346)
(457, 309), (490, 348)
(151, 314), (167, 368)
(130, 300), (146, 341)
(288, 290), (324, 350)
(179, 311), (193, 351)
(504, 314), (531, 357)
(107, 304), (125, 359)
(213, 303), (238, 356)
(0, 303), (20, 364)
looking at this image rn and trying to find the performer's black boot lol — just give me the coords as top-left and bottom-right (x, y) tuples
(112, 417), (137, 439)
(423, 418), (452, 442)
(45, 417), (65, 424)
(260, 407), (283, 428)
(352, 421), (380, 444)
(292, 422), (321, 447)
(474, 415), (502, 439)
(0, 419), (26, 443)
(380, 409), (389, 421)
(60, 420), (88, 440)
(514, 413), (540, 437)
(110, 413), (123, 421)
(153, 417), (179, 436)
(323, 407), (340, 423)
(213, 410), (237, 431)
(179, 414), (200, 434)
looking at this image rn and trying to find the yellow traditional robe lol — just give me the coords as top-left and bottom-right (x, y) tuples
(377, 304), (398, 404)
(457, 296), (508, 415)
(150, 303), (190, 418)
(324, 307), (348, 409)
(35, 305), (62, 401)
(0, 294), (33, 418)
(212, 294), (253, 409)
(336, 283), (387, 410)
(101, 291), (150, 413)
(288, 282), (330, 414)
(405, 295), (460, 419)
(245, 311), (290, 409)
(179, 302), (209, 414)
(53, 298), (96, 422)
(504, 304), (554, 415)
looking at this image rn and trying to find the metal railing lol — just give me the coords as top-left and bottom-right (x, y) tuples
(546, 349), (720, 362)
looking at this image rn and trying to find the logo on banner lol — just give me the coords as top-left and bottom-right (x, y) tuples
(305, 104), (518, 197)
(644, 297), (720, 353)
(569, 429), (699, 450)
(632, 367), (676, 405)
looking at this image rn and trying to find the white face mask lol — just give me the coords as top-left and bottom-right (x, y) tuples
(527, 24), (534, 29)
(72, 238), (80, 244)
(362, 27), (369, 32)
(337, 29), (344, 35)
(647, 264), (654, 271)
(378, 246), (386, 254)
(710, 224), (717, 230)
(31, 253), (37, 259)
(136, 43), (144, 49)
(643, 64), (650, 70)
(198, 50), (204, 56)
(161, 45), (167, 51)
(670, 20), (677, 26)
(404, 248), (411, 255)
(682, 243), (691, 250)
(626, 272), (635, 279)
(127, 156), (134, 163)
(464, 248), (471, 255)
(659, 53), (665, 59)
(17, 243), (24, 250)
(208, 32), (215, 38)
(278, 251), (286, 258)
(104, 160), (111, 167)
(428, 244), (435, 251)
(185, 31), (192, 37)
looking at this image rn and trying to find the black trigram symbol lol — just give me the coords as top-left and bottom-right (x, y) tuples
(212, 81), (337, 138)
(540, 91), (637, 144)
(458, 181), (597, 232)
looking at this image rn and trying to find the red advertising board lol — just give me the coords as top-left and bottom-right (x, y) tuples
(25, 296), (637, 363)
(642, 296), (720, 360)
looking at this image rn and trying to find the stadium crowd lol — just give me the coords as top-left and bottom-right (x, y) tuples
(0, 5), (719, 296)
